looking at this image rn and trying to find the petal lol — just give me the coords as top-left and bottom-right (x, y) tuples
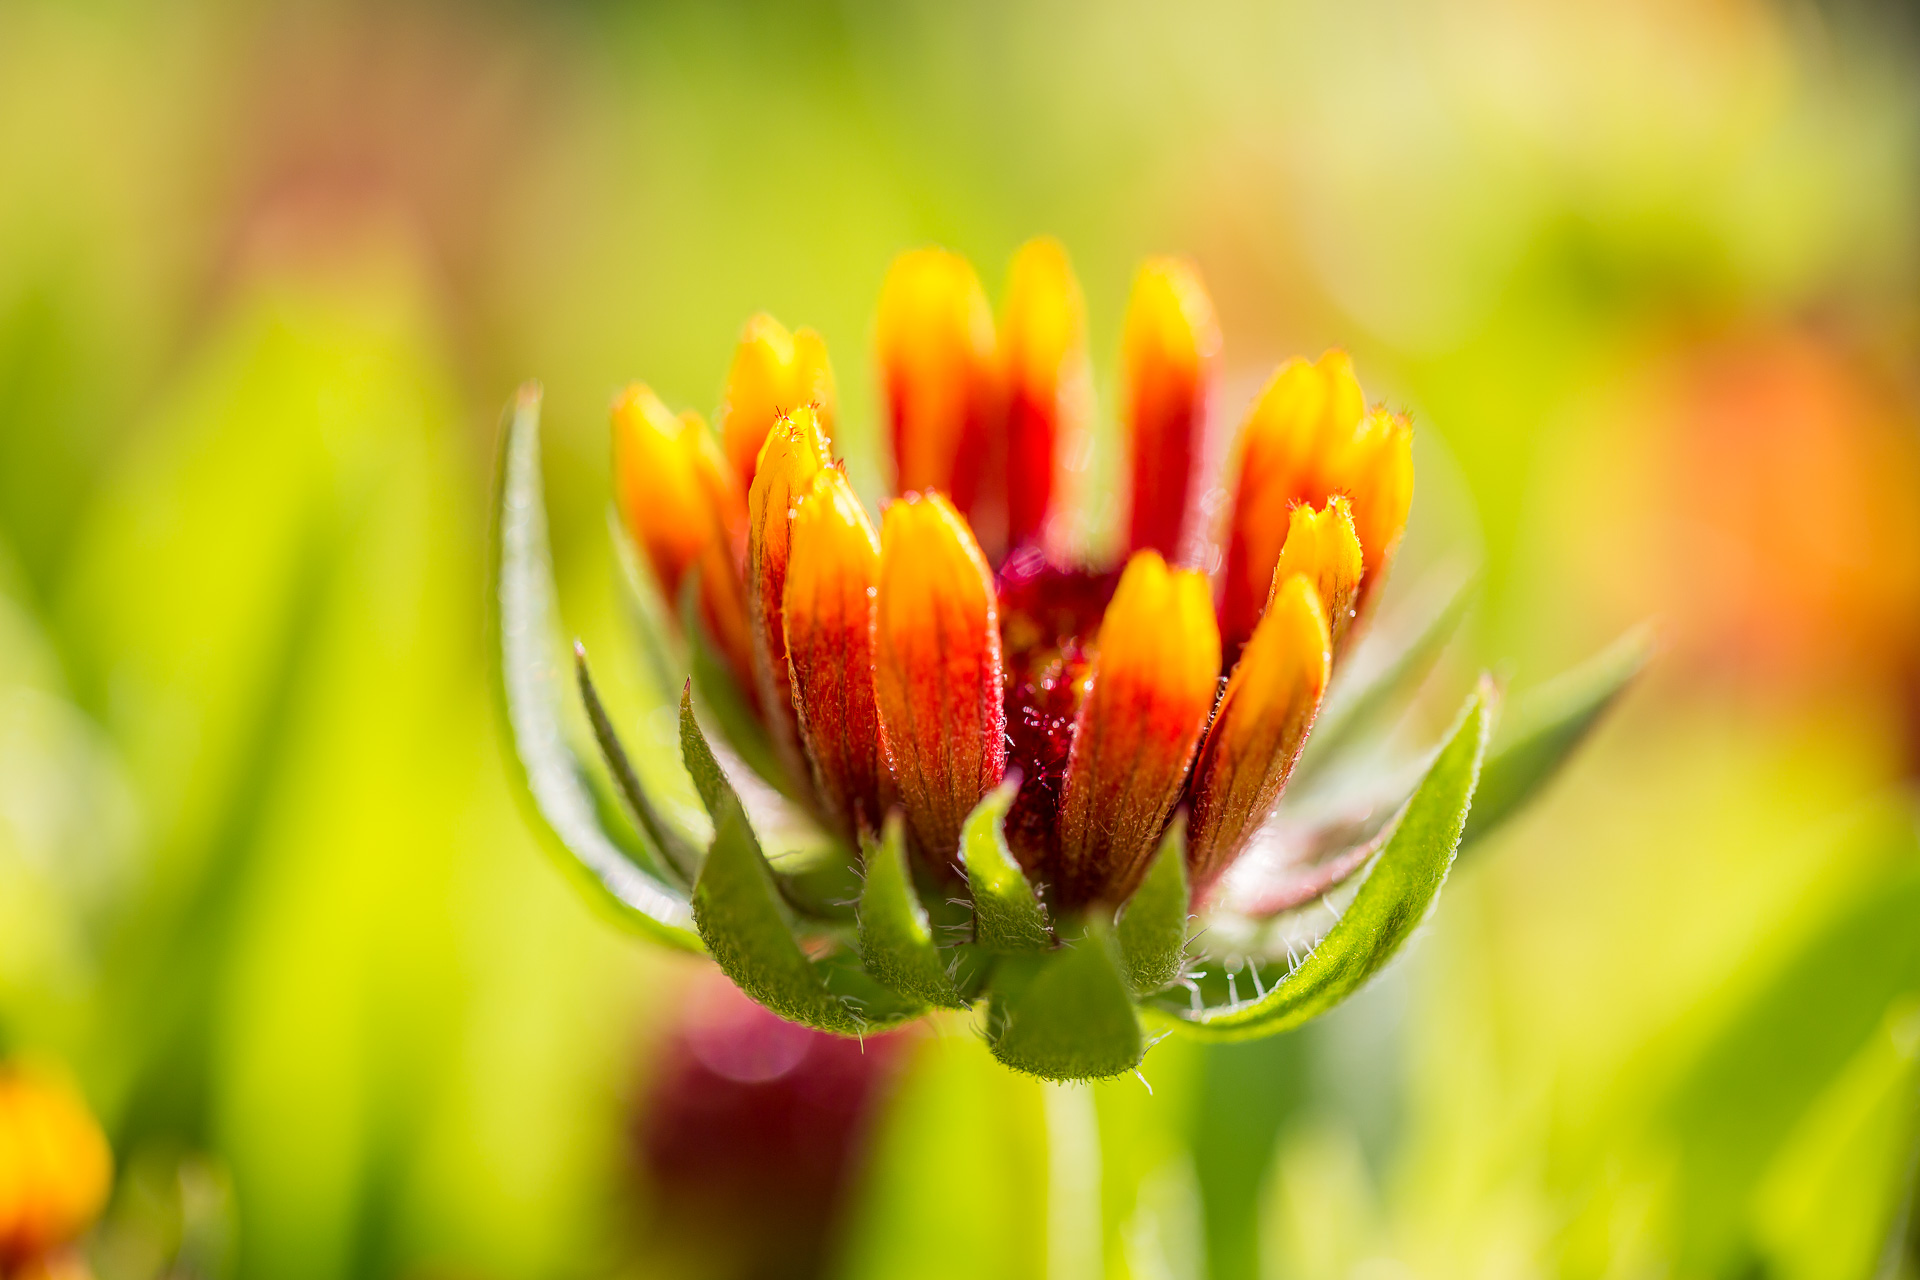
(875, 248), (999, 521)
(873, 491), (1008, 862)
(746, 407), (833, 791)
(1186, 573), (1331, 898)
(1056, 551), (1220, 910)
(613, 384), (754, 689)
(1220, 352), (1413, 656)
(720, 314), (840, 492)
(784, 466), (892, 841)
(1271, 496), (1364, 655)
(1000, 237), (1091, 553)
(1123, 257), (1220, 560)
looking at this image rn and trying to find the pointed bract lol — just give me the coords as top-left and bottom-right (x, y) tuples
(721, 313), (838, 491)
(1187, 573), (1331, 897)
(1056, 551), (1220, 909)
(612, 384), (754, 690)
(1000, 237), (1091, 553)
(873, 491), (1008, 862)
(785, 466), (892, 841)
(875, 248), (999, 525)
(1123, 257), (1220, 561)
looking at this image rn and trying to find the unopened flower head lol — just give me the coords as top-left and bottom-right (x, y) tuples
(616, 238), (1415, 915)
(0, 1062), (112, 1275)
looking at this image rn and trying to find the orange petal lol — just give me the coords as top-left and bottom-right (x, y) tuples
(1219, 351), (1409, 657)
(613, 385), (754, 689)
(1271, 497), (1364, 655)
(746, 406), (834, 793)
(720, 313), (840, 492)
(1056, 551), (1220, 909)
(1000, 237), (1091, 553)
(1123, 257), (1220, 560)
(875, 248), (999, 522)
(784, 466), (892, 840)
(1186, 573), (1331, 898)
(873, 491), (1007, 861)
(0, 1066), (113, 1262)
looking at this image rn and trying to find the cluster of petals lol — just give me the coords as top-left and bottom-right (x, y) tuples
(614, 238), (1413, 915)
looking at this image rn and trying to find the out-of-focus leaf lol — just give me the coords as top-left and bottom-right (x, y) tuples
(692, 798), (871, 1035)
(607, 504), (685, 697)
(1750, 999), (1920, 1280)
(1294, 570), (1474, 781)
(1163, 681), (1493, 1040)
(490, 384), (699, 950)
(859, 811), (965, 1009)
(988, 918), (1144, 1081)
(677, 571), (787, 794)
(963, 778), (1052, 954)
(573, 642), (700, 885)
(1117, 815), (1190, 997)
(1459, 623), (1651, 851)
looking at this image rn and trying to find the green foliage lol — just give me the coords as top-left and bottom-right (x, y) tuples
(962, 780), (1053, 954)
(1116, 816), (1190, 997)
(858, 812), (967, 1009)
(988, 919), (1144, 1081)
(1166, 682), (1494, 1040)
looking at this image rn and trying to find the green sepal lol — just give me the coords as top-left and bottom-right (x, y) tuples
(812, 946), (929, 1030)
(692, 796), (873, 1035)
(678, 679), (734, 819)
(607, 504), (686, 698)
(962, 779), (1052, 953)
(489, 383), (700, 951)
(859, 811), (967, 1009)
(677, 571), (788, 793)
(1296, 571), (1474, 781)
(1116, 814), (1191, 997)
(986, 918), (1144, 1081)
(1458, 624), (1649, 851)
(1163, 679), (1495, 1041)
(575, 642), (701, 885)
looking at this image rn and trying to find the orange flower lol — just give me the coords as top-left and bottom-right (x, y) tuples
(613, 383), (756, 695)
(721, 313), (837, 492)
(1123, 258), (1220, 561)
(0, 1064), (112, 1273)
(616, 240), (1417, 915)
(1219, 352), (1411, 660)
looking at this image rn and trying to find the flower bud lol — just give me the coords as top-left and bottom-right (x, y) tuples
(875, 248), (999, 524)
(1220, 353), (1411, 657)
(721, 313), (837, 491)
(873, 491), (1007, 860)
(1056, 551), (1220, 909)
(746, 407), (833, 793)
(0, 1064), (112, 1271)
(1000, 237), (1091, 553)
(613, 384), (755, 693)
(1186, 573), (1331, 897)
(1123, 258), (1220, 560)
(784, 466), (892, 841)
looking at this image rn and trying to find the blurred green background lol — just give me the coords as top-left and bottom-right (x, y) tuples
(3, 1), (1919, 1277)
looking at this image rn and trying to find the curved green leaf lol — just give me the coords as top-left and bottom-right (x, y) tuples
(574, 642), (700, 885)
(859, 811), (966, 1009)
(1116, 814), (1190, 997)
(962, 779), (1053, 954)
(489, 383), (699, 950)
(987, 918), (1144, 1081)
(693, 799), (869, 1033)
(1459, 623), (1650, 852)
(1163, 680), (1495, 1040)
